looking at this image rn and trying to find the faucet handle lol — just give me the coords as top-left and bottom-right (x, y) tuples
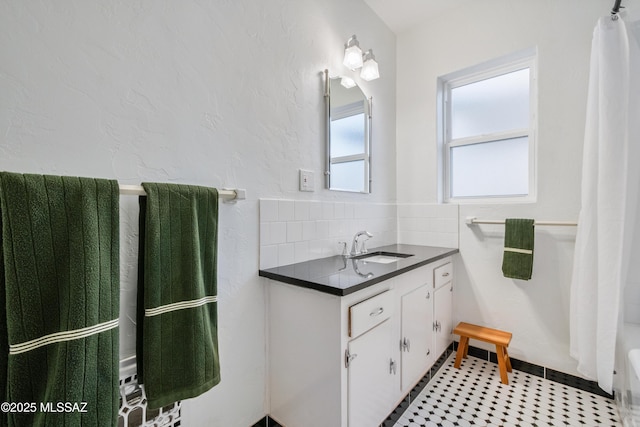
(360, 239), (369, 254)
(338, 241), (348, 256)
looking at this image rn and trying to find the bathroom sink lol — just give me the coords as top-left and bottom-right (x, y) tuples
(353, 251), (414, 264)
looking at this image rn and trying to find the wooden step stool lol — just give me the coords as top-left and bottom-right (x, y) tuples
(453, 322), (513, 384)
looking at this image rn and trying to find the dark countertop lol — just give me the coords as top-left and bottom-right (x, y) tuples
(259, 244), (459, 296)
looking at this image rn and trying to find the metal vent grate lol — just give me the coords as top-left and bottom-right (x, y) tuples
(118, 374), (182, 427)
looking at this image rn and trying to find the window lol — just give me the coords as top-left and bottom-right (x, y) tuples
(439, 51), (537, 202)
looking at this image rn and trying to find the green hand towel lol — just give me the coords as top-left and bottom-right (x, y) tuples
(137, 183), (220, 410)
(502, 218), (535, 280)
(0, 172), (119, 427)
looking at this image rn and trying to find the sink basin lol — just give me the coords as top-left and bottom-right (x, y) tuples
(353, 251), (413, 264)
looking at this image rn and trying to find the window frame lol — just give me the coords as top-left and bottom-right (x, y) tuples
(438, 51), (538, 204)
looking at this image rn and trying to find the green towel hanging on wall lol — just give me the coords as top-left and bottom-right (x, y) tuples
(502, 218), (535, 280)
(0, 172), (120, 427)
(137, 183), (221, 410)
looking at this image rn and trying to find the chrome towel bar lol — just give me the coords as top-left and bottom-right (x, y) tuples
(466, 217), (577, 226)
(119, 184), (245, 201)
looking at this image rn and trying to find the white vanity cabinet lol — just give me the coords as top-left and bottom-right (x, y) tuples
(398, 273), (434, 393)
(347, 319), (397, 427)
(266, 256), (454, 427)
(346, 289), (398, 426)
(433, 261), (454, 358)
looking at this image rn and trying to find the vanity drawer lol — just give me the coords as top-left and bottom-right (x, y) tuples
(349, 290), (394, 338)
(434, 262), (452, 289)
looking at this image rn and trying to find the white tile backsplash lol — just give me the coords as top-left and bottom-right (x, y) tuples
(286, 221), (303, 242)
(270, 222), (286, 245)
(309, 201), (322, 220)
(294, 201), (310, 221)
(294, 241), (310, 263)
(302, 221), (316, 241)
(260, 199), (400, 269)
(278, 200), (294, 221)
(397, 203), (459, 249)
(316, 220), (330, 240)
(259, 200), (459, 269)
(344, 203), (355, 219)
(277, 243), (295, 266)
(322, 202), (334, 220)
(260, 199), (278, 222)
(260, 245), (278, 268)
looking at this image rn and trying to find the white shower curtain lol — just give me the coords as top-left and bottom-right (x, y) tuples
(570, 14), (640, 394)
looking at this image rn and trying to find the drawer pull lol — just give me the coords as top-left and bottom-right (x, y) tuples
(370, 307), (384, 317)
(442, 272), (450, 277)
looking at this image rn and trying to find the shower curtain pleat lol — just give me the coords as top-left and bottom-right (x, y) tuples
(570, 15), (640, 394)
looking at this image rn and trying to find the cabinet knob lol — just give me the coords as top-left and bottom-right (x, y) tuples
(389, 359), (397, 375)
(401, 337), (411, 352)
(426, 291), (430, 299)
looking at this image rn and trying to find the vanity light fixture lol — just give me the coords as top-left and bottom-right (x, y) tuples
(340, 76), (356, 89)
(360, 49), (380, 81)
(341, 35), (380, 81)
(343, 35), (363, 70)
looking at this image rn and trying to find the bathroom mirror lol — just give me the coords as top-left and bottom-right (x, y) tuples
(324, 70), (372, 193)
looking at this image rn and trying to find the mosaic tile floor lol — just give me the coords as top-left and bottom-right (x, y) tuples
(393, 355), (621, 427)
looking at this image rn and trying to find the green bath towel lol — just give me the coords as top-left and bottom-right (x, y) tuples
(137, 183), (220, 410)
(0, 172), (119, 427)
(502, 218), (535, 280)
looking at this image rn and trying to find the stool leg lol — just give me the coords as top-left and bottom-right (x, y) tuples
(504, 347), (512, 372)
(454, 336), (468, 368)
(462, 339), (469, 359)
(496, 345), (509, 385)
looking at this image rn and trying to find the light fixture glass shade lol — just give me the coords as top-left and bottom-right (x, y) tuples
(360, 50), (379, 81)
(343, 35), (363, 70)
(340, 77), (356, 89)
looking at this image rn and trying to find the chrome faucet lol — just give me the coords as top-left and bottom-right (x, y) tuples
(349, 230), (373, 257)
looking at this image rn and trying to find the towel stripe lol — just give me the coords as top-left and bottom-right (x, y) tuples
(504, 247), (533, 255)
(145, 295), (218, 317)
(9, 318), (119, 355)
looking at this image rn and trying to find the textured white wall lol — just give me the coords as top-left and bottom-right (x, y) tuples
(0, 1), (396, 425)
(396, 0), (635, 376)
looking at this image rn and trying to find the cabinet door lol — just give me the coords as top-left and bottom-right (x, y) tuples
(434, 282), (453, 358)
(400, 284), (433, 391)
(347, 319), (396, 427)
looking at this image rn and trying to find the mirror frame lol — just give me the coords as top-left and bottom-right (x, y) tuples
(324, 69), (372, 193)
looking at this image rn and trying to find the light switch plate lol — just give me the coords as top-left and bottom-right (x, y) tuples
(299, 169), (314, 192)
